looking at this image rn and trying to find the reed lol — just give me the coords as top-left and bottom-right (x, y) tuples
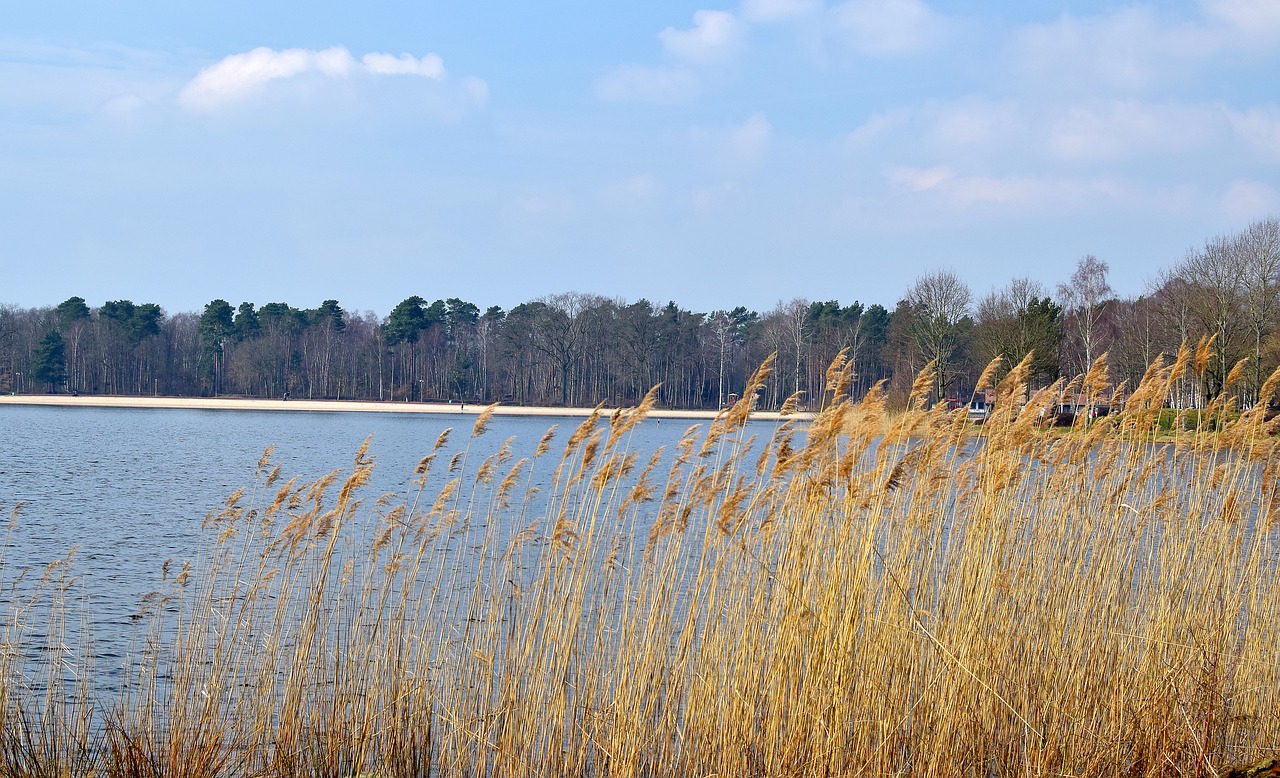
(3, 351), (1280, 778)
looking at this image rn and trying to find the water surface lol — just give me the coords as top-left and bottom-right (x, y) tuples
(0, 405), (773, 691)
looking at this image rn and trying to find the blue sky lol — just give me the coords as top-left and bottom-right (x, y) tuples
(2, 1), (1277, 316)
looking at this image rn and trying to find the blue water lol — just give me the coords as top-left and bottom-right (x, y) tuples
(0, 404), (772, 693)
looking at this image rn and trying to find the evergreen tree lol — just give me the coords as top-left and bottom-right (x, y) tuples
(55, 296), (90, 329)
(199, 299), (235, 395)
(312, 299), (345, 332)
(32, 330), (66, 391)
(234, 302), (260, 340)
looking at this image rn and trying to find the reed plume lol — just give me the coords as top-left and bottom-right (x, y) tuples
(3, 353), (1280, 778)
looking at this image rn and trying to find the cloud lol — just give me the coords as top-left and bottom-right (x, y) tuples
(887, 165), (954, 192)
(361, 52), (445, 77)
(660, 10), (747, 63)
(941, 176), (1063, 207)
(1011, 8), (1218, 93)
(1199, 0), (1280, 44)
(596, 65), (699, 103)
(1229, 106), (1280, 160)
(729, 113), (773, 159)
(886, 166), (1126, 210)
(741, 0), (821, 23)
(178, 46), (454, 111)
(601, 174), (660, 203)
(690, 113), (774, 171)
(461, 76), (489, 105)
(845, 96), (1247, 175)
(596, 9), (745, 104)
(99, 93), (147, 118)
(1047, 101), (1216, 161)
(1219, 180), (1280, 221)
(924, 99), (1025, 152)
(843, 109), (912, 148)
(692, 182), (740, 212)
(1009, 2), (1280, 98)
(514, 189), (576, 219)
(842, 100), (1028, 164)
(831, 0), (947, 56)
(0, 41), (187, 120)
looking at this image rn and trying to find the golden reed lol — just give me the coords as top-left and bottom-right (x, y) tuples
(3, 349), (1280, 778)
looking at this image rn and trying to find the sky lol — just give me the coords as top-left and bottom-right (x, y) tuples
(1, 0), (1278, 317)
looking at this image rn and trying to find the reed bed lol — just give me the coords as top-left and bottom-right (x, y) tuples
(3, 349), (1280, 778)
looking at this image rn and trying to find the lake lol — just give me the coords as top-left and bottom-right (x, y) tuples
(0, 404), (780, 693)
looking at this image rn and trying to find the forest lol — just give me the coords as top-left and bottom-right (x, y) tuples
(2, 217), (1277, 411)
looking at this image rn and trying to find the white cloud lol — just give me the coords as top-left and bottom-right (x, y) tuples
(741, 0), (821, 23)
(361, 52), (445, 78)
(1229, 106), (1280, 160)
(1048, 101), (1216, 161)
(514, 189), (576, 219)
(731, 113), (773, 158)
(595, 9), (745, 105)
(841, 101), (1026, 163)
(886, 166), (1126, 210)
(602, 174), (660, 203)
(1012, 8), (1217, 93)
(1200, 0), (1280, 44)
(99, 93), (146, 118)
(312, 47), (358, 77)
(1220, 180), (1280, 221)
(887, 166), (954, 192)
(690, 113), (774, 171)
(179, 46), (455, 111)
(924, 99), (1024, 152)
(595, 10), (744, 104)
(849, 97), (1243, 173)
(1009, 1), (1280, 99)
(843, 109), (912, 148)
(660, 10), (747, 63)
(461, 76), (489, 105)
(596, 65), (699, 103)
(942, 176), (1060, 207)
(692, 182), (740, 212)
(179, 47), (345, 109)
(831, 0), (946, 56)
(0, 41), (184, 121)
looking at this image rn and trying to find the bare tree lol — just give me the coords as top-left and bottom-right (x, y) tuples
(973, 277), (1062, 385)
(774, 298), (809, 406)
(1107, 295), (1159, 393)
(1147, 271), (1204, 408)
(1239, 217), (1280, 403)
(532, 291), (608, 407)
(616, 299), (659, 402)
(1178, 236), (1248, 400)
(1057, 255), (1113, 376)
(708, 307), (755, 408)
(903, 269), (973, 402)
(0, 304), (16, 393)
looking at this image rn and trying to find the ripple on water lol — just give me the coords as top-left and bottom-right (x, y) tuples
(1, 404), (773, 698)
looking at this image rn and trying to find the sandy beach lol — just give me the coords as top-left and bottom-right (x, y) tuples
(0, 393), (813, 422)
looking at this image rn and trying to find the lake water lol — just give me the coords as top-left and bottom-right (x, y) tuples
(0, 404), (776, 693)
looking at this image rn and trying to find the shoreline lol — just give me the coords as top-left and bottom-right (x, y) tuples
(0, 393), (814, 422)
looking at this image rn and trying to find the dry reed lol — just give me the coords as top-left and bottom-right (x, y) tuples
(3, 351), (1280, 777)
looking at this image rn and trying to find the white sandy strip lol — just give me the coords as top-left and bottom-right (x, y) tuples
(0, 394), (813, 422)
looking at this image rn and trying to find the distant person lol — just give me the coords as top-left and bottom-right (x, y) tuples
(283, 391), (289, 401)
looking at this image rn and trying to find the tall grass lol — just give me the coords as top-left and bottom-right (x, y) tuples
(3, 349), (1280, 777)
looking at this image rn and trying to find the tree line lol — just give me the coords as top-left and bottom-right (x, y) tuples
(2, 217), (1277, 411)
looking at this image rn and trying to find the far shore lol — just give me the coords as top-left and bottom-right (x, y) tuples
(0, 393), (814, 422)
